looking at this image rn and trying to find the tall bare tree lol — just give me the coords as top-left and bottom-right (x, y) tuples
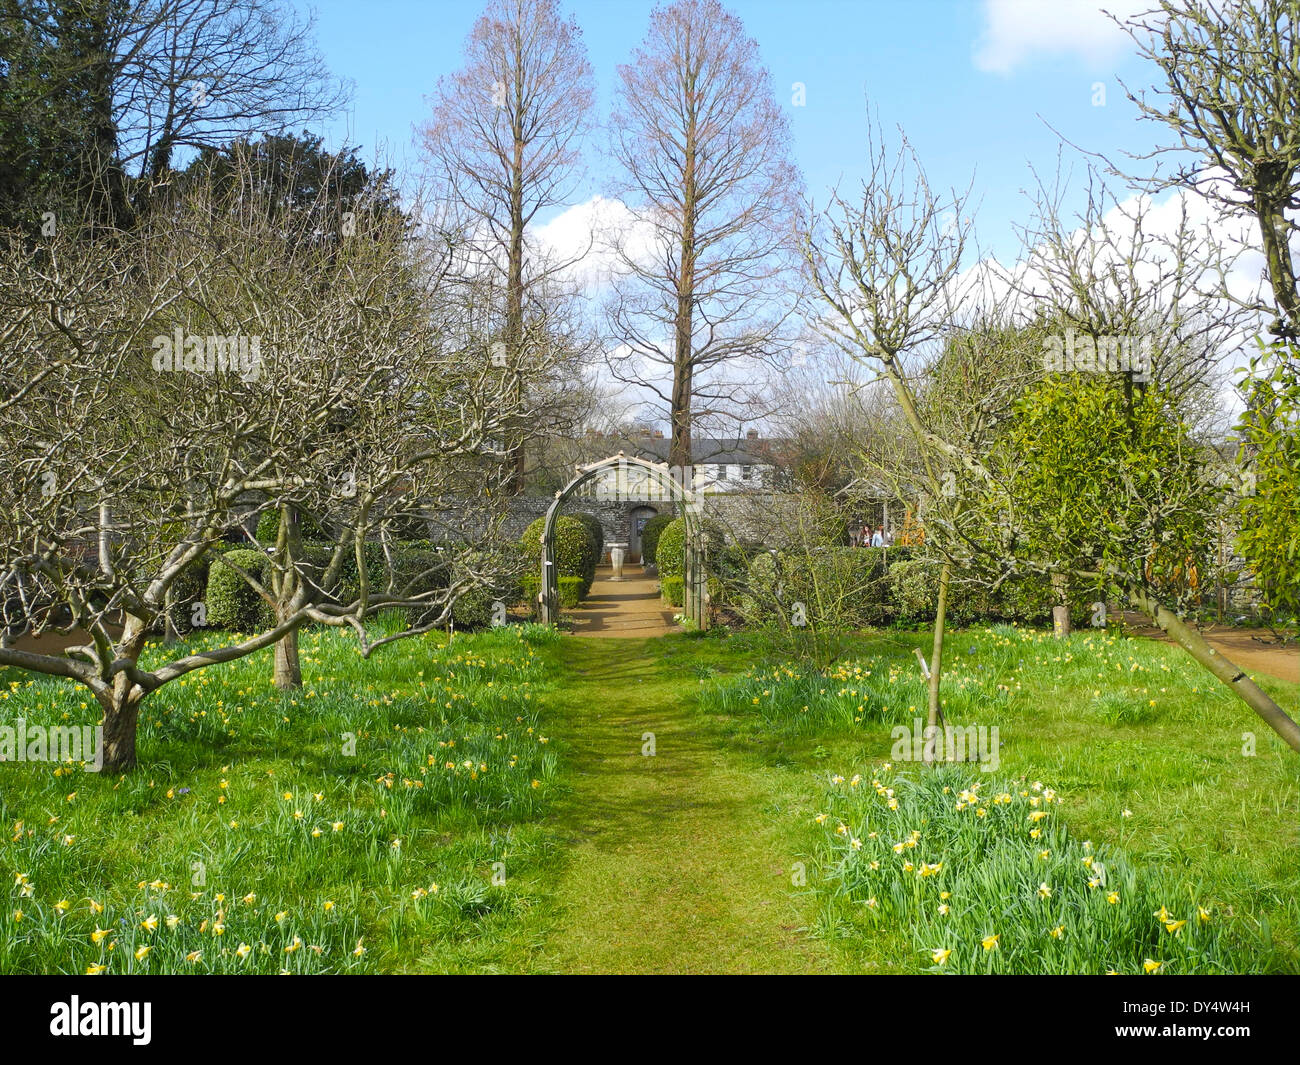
(0, 160), (550, 770)
(1117, 0), (1299, 337)
(419, 0), (594, 493)
(605, 0), (801, 470)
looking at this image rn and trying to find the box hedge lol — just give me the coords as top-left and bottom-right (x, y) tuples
(205, 548), (274, 631)
(640, 513), (674, 565)
(520, 516), (598, 597)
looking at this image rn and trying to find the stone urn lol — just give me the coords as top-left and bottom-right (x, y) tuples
(608, 542), (629, 580)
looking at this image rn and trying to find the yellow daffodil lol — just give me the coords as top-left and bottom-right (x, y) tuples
(981, 934), (1000, 951)
(931, 948), (952, 965)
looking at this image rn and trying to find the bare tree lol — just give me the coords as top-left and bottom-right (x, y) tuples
(805, 134), (1300, 755)
(802, 127), (972, 745)
(0, 162), (551, 771)
(419, 0), (594, 493)
(1, 0), (348, 227)
(604, 0), (802, 470)
(1116, 0), (1299, 337)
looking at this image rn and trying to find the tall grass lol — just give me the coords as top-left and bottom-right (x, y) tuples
(0, 619), (561, 974)
(809, 763), (1283, 973)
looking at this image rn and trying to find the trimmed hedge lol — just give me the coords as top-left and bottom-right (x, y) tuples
(206, 548), (273, 631)
(661, 576), (684, 607)
(558, 576), (584, 608)
(656, 518), (687, 578)
(641, 513), (673, 565)
(571, 512), (605, 571)
(255, 506), (326, 545)
(520, 516), (598, 597)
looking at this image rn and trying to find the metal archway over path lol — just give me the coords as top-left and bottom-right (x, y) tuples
(538, 453), (709, 629)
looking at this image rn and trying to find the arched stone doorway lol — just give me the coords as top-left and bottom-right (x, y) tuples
(628, 505), (659, 563)
(538, 454), (708, 628)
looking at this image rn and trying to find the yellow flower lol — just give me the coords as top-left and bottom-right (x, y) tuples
(938, 904), (950, 916)
(88, 898), (103, 914)
(332, 821), (344, 832)
(91, 928), (110, 944)
(165, 914), (180, 929)
(54, 899), (70, 914)
(323, 900), (335, 912)
(185, 950), (203, 964)
(352, 940), (366, 957)
(1038, 883), (1052, 899)
(1143, 958), (1162, 973)
(931, 948), (952, 965)
(1049, 925), (1064, 939)
(141, 914), (158, 932)
(282, 792), (292, 801)
(134, 945), (151, 961)
(235, 942), (252, 960)
(285, 935), (303, 954)
(1197, 906), (1211, 923)
(981, 934), (1000, 951)
(1154, 904), (1171, 922)
(85, 963), (108, 975)
(1164, 920), (1187, 935)
(1106, 892), (1119, 905)
(242, 892), (256, 905)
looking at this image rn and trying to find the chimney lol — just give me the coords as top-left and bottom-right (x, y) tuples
(653, 429), (663, 439)
(746, 429), (758, 440)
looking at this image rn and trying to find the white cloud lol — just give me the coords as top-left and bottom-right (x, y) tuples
(973, 0), (1148, 75)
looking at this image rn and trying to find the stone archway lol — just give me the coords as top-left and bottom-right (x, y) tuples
(538, 453), (708, 628)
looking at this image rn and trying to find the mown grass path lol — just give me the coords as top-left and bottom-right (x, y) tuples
(527, 637), (843, 974)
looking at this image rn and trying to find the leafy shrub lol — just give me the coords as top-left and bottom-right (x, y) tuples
(656, 518), (687, 578)
(641, 513), (674, 565)
(205, 549), (273, 631)
(570, 512), (605, 569)
(887, 558), (940, 620)
(558, 576), (584, 608)
(661, 576), (684, 606)
(255, 506), (326, 545)
(520, 516), (598, 597)
(740, 547), (891, 629)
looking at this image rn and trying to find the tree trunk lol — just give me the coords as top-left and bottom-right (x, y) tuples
(273, 620), (302, 689)
(924, 561), (950, 763)
(1129, 585), (1300, 753)
(98, 684), (145, 772)
(96, 616), (150, 772)
(1051, 572), (1071, 638)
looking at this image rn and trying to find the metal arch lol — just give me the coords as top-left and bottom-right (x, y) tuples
(537, 453), (708, 629)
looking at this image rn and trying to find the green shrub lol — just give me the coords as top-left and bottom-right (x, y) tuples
(520, 516), (598, 596)
(571, 512), (605, 569)
(740, 547), (890, 629)
(656, 518), (687, 578)
(256, 506), (326, 545)
(558, 576), (584, 608)
(661, 576), (684, 606)
(641, 513), (673, 565)
(886, 558), (940, 620)
(205, 548), (273, 631)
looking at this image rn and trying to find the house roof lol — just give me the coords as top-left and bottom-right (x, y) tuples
(624, 434), (781, 467)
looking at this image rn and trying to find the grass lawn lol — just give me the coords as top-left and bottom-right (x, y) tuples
(1, 617), (1295, 973)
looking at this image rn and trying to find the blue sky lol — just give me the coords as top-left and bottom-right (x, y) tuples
(301, 0), (1165, 264)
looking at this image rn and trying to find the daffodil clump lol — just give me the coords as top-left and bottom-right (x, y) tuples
(0, 621), (559, 974)
(811, 763), (1260, 974)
